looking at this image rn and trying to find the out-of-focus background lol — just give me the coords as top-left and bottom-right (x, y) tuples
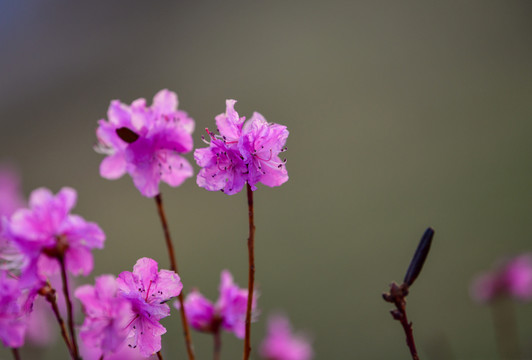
(1, 1), (532, 359)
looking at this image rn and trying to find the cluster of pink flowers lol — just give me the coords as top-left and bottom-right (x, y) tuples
(0, 90), (315, 360)
(0, 181), (105, 349)
(178, 270), (258, 338)
(76, 257), (182, 357)
(95, 89), (195, 197)
(195, 100), (289, 195)
(471, 254), (532, 303)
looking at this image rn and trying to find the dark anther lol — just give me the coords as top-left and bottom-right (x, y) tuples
(116, 127), (140, 144)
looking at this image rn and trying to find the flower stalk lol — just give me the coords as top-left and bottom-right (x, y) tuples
(59, 256), (80, 360)
(154, 193), (195, 360)
(39, 282), (74, 359)
(213, 329), (222, 360)
(242, 183), (256, 360)
(382, 227), (434, 360)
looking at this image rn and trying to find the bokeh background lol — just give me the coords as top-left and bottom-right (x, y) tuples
(1, 1), (532, 359)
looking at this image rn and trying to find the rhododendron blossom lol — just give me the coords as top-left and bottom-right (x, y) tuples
(471, 254), (532, 303)
(117, 257), (182, 357)
(95, 89), (195, 197)
(3, 187), (105, 287)
(0, 168), (26, 272)
(0, 271), (31, 348)
(259, 315), (313, 360)
(76, 275), (132, 356)
(195, 100), (288, 195)
(178, 270), (258, 338)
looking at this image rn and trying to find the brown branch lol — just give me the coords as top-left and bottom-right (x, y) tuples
(154, 193), (195, 360)
(242, 183), (256, 360)
(382, 228), (435, 360)
(11, 348), (21, 360)
(213, 330), (222, 360)
(59, 257), (80, 360)
(39, 282), (74, 359)
(383, 283), (419, 360)
(157, 351), (164, 360)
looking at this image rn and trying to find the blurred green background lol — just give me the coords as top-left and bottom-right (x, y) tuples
(1, 1), (532, 359)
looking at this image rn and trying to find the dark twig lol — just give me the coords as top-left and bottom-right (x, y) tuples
(11, 348), (21, 360)
(382, 227), (435, 360)
(154, 193), (195, 360)
(157, 351), (164, 360)
(242, 183), (256, 360)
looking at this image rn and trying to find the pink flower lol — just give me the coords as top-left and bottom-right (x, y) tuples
(0, 167), (25, 221)
(79, 338), (148, 360)
(194, 100), (288, 195)
(3, 187), (105, 288)
(177, 270), (258, 338)
(96, 89), (195, 197)
(259, 315), (313, 360)
(75, 275), (132, 356)
(117, 258), (182, 357)
(0, 271), (32, 348)
(471, 254), (532, 303)
(25, 294), (56, 346)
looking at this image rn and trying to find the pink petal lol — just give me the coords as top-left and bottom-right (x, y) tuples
(160, 155), (193, 188)
(215, 100), (243, 140)
(152, 89), (178, 114)
(65, 246), (94, 276)
(100, 153), (127, 180)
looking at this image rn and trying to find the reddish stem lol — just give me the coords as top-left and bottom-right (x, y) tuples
(384, 283), (419, 360)
(59, 257), (80, 360)
(157, 351), (164, 360)
(154, 194), (195, 360)
(41, 283), (75, 359)
(11, 348), (21, 360)
(242, 184), (256, 360)
(492, 298), (521, 360)
(213, 330), (222, 360)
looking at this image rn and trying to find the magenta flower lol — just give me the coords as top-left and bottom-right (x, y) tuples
(177, 270), (258, 338)
(259, 315), (313, 360)
(471, 254), (532, 303)
(96, 89), (195, 197)
(75, 275), (132, 356)
(0, 167), (25, 221)
(79, 338), (148, 360)
(25, 293), (56, 346)
(3, 187), (105, 287)
(0, 167), (26, 272)
(195, 100), (288, 195)
(0, 271), (31, 348)
(116, 258), (182, 357)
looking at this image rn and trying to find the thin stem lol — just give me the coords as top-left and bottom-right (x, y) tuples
(157, 351), (164, 360)
(383, 283), (419, 360)
(42, 284), (74, 359)
(394, 298), (419, 360)
(492, 297), (520, 360)
(242, 183), (256, 360)
(154, 193), (195, 360)
(99, 355), (104, 360)
(11, 348), (21, 360)
(59, 257), (79, 360)
(213, 330), (222, 360)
